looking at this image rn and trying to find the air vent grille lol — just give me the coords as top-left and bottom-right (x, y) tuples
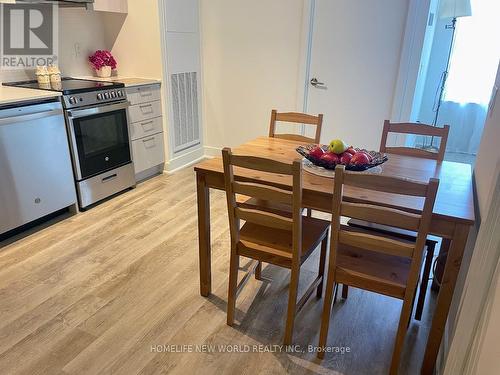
(171, 72), (200, 153)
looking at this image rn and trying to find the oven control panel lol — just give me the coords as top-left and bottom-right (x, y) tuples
(63, 89), (126, 109)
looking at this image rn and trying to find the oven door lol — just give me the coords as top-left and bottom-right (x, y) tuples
(67, 101), (132, 181)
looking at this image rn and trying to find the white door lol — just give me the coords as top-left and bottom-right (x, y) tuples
(306, 0), (409, 150)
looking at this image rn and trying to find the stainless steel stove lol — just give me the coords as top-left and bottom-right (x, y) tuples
(4, 78), (136, 209)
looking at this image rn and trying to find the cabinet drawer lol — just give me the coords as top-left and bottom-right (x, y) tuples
(126, 84), (161, 105)
(128, 100), (162, 123)
(130, 116), (163, 141)
(131, 133), (165, 174)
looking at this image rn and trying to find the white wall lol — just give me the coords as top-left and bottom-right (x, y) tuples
(103, 0), (162, 79)
(200, 0), (305, 153)
(58, 8), (111, 76)
(442, 63), (500, 375)
(473, 264), (500, 375)
(0, 7), (110, 82)
(474, 72), (500, 217)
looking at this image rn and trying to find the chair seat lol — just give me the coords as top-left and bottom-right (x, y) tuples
(238, 216), (330, 268)
(336, 243), (411, 300)
(347, 219), (438, 244)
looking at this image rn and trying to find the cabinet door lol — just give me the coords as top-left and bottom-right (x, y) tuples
(128, 101), (162, 123)
(127, 85), (161, 105)
(131, 133), (165, 174)
(130, 116), (163, 141)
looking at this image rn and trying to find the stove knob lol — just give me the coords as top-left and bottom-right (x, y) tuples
(69, 96), (77, 104)
(97, 93), (103, 100)
(111, 91), (116, 98)
(118, 90), (123, 97)
(104, 92), (110, 99)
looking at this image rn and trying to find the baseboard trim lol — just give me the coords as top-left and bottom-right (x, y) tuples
(163, 146), (221, 174)
(165, 147), (205, 173)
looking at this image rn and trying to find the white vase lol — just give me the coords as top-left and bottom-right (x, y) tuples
(95, 66), (112, 78)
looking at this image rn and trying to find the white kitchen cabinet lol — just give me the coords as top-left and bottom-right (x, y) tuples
(126, 83), (165, 181)
(131, 133), (165, 175)
(127, 100), (162, 123)
(129, 117), (163, 141)
(127, 84), (162, 105)
(90, 0), (128, 13)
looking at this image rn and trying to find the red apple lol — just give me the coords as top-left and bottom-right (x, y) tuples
(346, 147), (357, 155)
(359, 151), (373, 162)
(351, 152), (370, 165)
(339, 152), (352, 165)
(320, 151), (339, 164)
(309, 145), (325, 159)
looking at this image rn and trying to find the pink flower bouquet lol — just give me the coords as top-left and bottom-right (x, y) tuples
(89, 50), (117, 70)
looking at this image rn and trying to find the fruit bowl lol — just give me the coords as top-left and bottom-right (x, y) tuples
(296, 144), (388, 171)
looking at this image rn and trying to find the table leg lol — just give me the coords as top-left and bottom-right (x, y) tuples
(431, 238), (451, 292)
(421, 223), (470, 374)
(197, 172), (212, 296)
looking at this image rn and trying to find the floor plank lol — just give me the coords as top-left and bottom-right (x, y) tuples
(0, 167), (435, 374)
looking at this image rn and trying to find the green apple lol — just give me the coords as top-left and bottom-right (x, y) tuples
(328, 139), (348, 154)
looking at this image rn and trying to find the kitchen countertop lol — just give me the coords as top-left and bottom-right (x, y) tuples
(75, 76), (161, 88)
(0, 86), (61, 106)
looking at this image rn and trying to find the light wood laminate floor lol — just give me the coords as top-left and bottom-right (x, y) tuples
(0, 167), (436, 375)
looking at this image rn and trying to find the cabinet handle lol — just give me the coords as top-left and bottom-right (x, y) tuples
(139, 104), (153, 114)
(139, 91), (153, 97)
(141, 120), (155, 132)
(142, 137), (155, 143)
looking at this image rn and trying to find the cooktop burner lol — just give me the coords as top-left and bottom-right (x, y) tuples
(3, 78), (125, 95)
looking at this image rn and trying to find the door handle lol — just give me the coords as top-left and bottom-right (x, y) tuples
(310, 78), (326, 88)
(0, 109), (63, 126)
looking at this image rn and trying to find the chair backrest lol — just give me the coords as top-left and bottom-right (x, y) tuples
(222, 148), (304, 258)
(330, 165), (439, 293)
(379, 120), (450, 161)
(269, 109), (323, 144)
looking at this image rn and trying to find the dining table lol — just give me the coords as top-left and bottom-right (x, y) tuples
(193, 136), (475, 374)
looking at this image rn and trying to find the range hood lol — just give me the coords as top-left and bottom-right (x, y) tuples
(14, 0), (94, 8)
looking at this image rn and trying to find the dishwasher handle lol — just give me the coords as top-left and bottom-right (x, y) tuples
(0, 109), (63, 126)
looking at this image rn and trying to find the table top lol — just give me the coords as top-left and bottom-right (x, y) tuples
(195, 137), (475, 225)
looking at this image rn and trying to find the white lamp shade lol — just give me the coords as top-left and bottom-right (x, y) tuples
(440, 0), (472, 18)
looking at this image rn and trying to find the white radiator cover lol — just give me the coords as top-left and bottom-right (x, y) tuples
(171, 72), (201, 153)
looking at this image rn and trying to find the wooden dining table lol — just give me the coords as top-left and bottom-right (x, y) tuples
(193, 136), (475, 374)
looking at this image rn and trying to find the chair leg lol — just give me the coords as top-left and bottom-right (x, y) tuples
(342, 284), (349, 299)
(226, 249), (239, 326)
(415, 242), (436, 320)
(255, 261), (262, 280)
(317, 237), (328, 298)
(389, 295), (414, 375)
(318, 262), (337, 359)
(283, 263), (301, 345)
(407, 283), (418, 328)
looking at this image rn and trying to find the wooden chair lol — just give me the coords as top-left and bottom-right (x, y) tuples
(318, 165), (439, 375)
(379, 120), (450, 161)
(264, 109), (323, 217)
(222, 148), (330, 344)
(269, 109), (323, 144)
(347, 120), (449, 319)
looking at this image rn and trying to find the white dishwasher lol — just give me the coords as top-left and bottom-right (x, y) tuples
(0, 99), (77, 235)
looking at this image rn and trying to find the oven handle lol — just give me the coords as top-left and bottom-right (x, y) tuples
(66, 101), (130, 119)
